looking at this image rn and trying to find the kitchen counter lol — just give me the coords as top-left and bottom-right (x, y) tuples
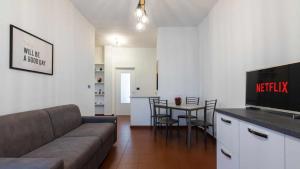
(216, 108), (300, 139)
(130, 96), (158, 126)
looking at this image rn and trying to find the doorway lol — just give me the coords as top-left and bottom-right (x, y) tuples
(115, 68), (135, 115)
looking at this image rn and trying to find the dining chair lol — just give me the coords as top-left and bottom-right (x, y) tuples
(191, 99), (217, 139)
(149, 97), (163, 127)
(154, 99), (179, 143)
(177, 97), (200, 126)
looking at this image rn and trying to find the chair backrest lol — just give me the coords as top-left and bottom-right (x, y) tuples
(186, 97), (200, 105)
(157, 99), (168, 106)
(153, 99), (168, 115)
(149, 97), (160, 116)
(204, 99), (217, 124)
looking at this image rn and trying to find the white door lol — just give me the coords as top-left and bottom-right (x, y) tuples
(115, 68), (135, 115)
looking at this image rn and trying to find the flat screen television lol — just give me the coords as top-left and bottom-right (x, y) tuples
(246, 62), (300, 112)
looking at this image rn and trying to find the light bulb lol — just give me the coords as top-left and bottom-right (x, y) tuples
(135, 8), (143, 18)
(141, 15), (149, 24)
(136, 22), (145, 31)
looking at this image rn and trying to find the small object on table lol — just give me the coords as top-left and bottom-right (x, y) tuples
(97, 77), (102, 82)
(175, 97), (182, 105)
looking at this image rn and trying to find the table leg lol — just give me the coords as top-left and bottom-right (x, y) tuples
(187, 110), (192, 149)
(204, 107), (207, 146)
(154, 106), (157, 135)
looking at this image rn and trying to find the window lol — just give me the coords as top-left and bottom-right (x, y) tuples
(120, 73), (131, 103)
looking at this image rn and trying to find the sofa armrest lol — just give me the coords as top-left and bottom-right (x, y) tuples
(0, 158), (63, 169)
(82, 116), (117, 124)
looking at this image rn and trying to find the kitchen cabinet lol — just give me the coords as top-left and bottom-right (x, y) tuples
(216, 113), (239, 169)
(217, 113), (239, 154)
(216, 112), (288, 169)
(285, 136), (300, 169)
(217, 142), (239, 169)
(239, 121), (285, 169)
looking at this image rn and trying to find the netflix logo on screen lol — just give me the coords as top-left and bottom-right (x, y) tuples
(256, 81), (288, 94)
(246, 62), (300, 112)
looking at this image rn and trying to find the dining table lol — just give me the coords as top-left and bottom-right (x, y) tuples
(154, 103), (206, 149)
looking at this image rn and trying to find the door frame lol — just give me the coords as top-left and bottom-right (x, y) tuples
(114, 67), (135, 115)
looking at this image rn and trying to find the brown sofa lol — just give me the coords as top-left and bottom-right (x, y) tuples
(0, 105), (117, 169)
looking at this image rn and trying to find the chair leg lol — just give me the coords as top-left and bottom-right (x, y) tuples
(170, 124), (173, 137)
(166, 124), (169, 144)
(186, 118), (189, 144)
(177, 118), (180, 137)
(177, 123), (180, 137)
(212, 126), (215, 137)
(196, 126), (198, 143)
(204, 126), (207, 145)
(154, 118), (156, 135)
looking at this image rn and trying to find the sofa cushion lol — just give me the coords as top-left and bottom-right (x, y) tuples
(23, 136), (101, 169)
(44, 105), (82, 138)
(0, 110), (54, 157)
(64, 123), (114, 143)
(0, 158), (63, 169)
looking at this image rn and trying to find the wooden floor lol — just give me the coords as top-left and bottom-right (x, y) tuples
(100, 116), (216, 169)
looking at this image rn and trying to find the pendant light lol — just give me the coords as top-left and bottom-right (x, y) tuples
(135, 0), (149, 31)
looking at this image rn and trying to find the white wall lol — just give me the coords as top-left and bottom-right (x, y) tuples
(104, 46), (157, 115)
(157, 27), (200, 100)
(198, 0), (300, 108)
(0, 0), (95, 115)
(95, 46), (104, 64)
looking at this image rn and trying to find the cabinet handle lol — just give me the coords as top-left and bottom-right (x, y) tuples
(221, 118), (231, 124)
(248, 128), (268, 139)
(221, 149), (231, 159)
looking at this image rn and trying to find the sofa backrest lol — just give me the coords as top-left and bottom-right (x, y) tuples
(44, 104), (82, 138)
(0, 110), (54, 157)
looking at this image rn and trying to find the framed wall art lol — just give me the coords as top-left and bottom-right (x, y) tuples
(10, 25), (54, 75)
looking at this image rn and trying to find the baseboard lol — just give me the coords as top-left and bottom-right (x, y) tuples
(95, 114), (114, 116)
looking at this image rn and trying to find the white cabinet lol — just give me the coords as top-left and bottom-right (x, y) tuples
(239, 121), (285, 169)
(217, 143), (239, 169)
(217, 112), (300, 169)
(216, 113), (239, 169)
(217, 113), (239, 154)
(285, 136), (300, 169)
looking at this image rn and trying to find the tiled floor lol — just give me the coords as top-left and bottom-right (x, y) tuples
(100, 116), (216, 169)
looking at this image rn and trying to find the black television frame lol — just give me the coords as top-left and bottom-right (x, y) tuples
(245, 62), (300, 112)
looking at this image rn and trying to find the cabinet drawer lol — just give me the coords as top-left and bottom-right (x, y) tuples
(285, 136), (300, 169)
(216, 113), (239, 153)
(239, 121), (284, 169)
(217, 142), (239, 169)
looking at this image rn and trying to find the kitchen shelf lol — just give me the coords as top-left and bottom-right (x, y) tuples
(95, 63), (105, 115)
(95, 104), (104, 107)
(95, 94), (104, 96)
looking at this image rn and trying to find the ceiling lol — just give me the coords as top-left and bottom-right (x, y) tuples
(71, 0), (217, 48)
